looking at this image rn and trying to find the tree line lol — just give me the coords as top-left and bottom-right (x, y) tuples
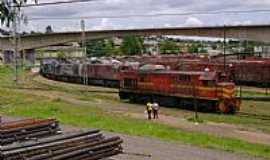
(84, 35), (209, 57)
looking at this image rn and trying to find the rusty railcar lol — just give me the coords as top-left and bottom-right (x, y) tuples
(40, 58), (120, 87)
(79, 64), (120, 87)
(177, 59), (235, 82)
(119, 66), (240, 113)
(232, 60), (270, 87)
(176, 58), (270, 87)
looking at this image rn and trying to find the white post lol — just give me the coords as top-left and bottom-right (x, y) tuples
(81, 19), (86, 57)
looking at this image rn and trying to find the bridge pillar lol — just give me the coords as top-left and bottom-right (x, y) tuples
(24, 49), (36, 66)
(2, 49), (36, 66)
(3, 50), (14, 64)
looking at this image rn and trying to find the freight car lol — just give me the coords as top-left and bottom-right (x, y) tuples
(177, 58), (270, 87)
(177, 59), (235, 81)
(119, 65), (241, 113)
(231, 60), (270, 87)
(40, 58), (122, 87)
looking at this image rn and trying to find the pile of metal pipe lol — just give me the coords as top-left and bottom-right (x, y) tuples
(0, 129), (123, 160)
(0, 118), (61, 145)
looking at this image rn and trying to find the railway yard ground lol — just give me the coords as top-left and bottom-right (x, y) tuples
(0, 66), (270, 160)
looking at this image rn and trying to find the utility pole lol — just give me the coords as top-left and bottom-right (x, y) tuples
(223, 25), (226, 73)
(80, 20), (88, 85)
(239, 66), (242, 98)
(12, 5), (19, 83)
(193, 81), (199, 122)
(81, 19), (86, 57)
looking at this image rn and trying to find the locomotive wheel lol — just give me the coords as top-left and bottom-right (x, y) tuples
(228, 106), (236, 114)
(119, 92), (127, 100)
(129, 94), (138, 103)
(198, 101), (215, 112)
(218, 100), (227, 113)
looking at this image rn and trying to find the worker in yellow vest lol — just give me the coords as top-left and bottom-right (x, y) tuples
(146, 102), (153, 120)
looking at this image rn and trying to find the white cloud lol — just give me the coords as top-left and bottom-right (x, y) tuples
(59, 26), (79, 32)
(16, 0), (270, 32)
(228, 20), (253, 26)
(164, 23), (172, 27)
(105, 0), (125, 4)
(184, 17), (203, 27)
(242, 20), (253, 25)
(91, 18), (121, 30)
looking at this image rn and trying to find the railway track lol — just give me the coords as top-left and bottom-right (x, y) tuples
(237, 112), (270, 121)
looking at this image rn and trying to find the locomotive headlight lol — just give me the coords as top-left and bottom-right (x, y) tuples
(204, 68), (210, 72)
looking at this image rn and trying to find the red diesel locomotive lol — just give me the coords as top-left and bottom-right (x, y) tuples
(119, 66), (241, 113)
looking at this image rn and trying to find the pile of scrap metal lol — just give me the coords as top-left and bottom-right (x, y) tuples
(0, 118), (123, 160)
(0, 118), (61, 145)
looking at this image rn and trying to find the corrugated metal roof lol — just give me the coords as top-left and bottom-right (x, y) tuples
(139, 69), (206, 75)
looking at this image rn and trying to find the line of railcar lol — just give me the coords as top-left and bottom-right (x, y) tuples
(39, 56), (270, 113)
(40, 57), (241, 113)
(40, 55), (270, 88)
(40, 57), (125, 87)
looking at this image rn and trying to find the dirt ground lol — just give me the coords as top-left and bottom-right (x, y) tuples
(14, 75), (270, 146)
(2, 116), (265, 160)
(111, 133), (266, 160)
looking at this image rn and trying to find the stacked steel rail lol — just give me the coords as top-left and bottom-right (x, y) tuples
(0, 118), (123, 160)
(0, 129), (123, 160)
(0, 118), (61, 145)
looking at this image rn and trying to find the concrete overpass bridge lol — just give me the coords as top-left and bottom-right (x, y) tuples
(1, 24), (270, 51)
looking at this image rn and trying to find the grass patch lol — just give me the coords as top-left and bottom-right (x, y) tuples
(0, 90), (269, 159)
(241, 90), (270, 97)
(0, 65), (15, 86)
(194, 100), (270, 133)
(0, 66), (270, 158)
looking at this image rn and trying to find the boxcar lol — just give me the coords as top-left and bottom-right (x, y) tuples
(232, 60), (270, 87)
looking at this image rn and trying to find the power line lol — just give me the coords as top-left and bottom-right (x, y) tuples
(27, 9), (270, 21)
(17, 0), (100, 8)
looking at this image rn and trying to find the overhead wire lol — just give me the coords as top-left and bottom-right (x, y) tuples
(15, 0), (100, 7)
(10, 0), (270, 21)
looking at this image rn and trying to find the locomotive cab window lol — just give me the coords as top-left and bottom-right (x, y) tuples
(120, 66), (129, 71)
(177, 75), (191, 82)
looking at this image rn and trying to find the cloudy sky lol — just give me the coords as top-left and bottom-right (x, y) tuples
(18, 0), (270, 32)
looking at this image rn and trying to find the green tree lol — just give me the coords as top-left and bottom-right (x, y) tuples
(159, 40), (179, 54)
(0, 0), (38, 27)
(103, 39), (120, 56)
(57, 51), (66, 58)
(211, 44), (218, 50)
(120, 35), (145, 55)
(242, 41), (255, 55)
(188, 43), (199, 53)
(85, 39), (119, 57)
(86, 39), (106, 57)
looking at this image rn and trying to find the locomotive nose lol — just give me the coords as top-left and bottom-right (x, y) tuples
(217, 82), (237, 98)
(217, 82), (240, 113)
